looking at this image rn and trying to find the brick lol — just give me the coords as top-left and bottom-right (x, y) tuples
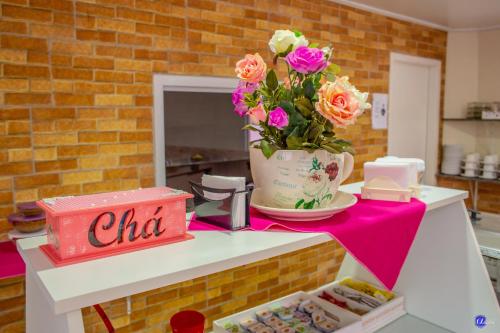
(116, 7), (153, 23)
(134, 49), (167, 61)
(74, 82), (114, 94)
(136, 23), (170, 37)
(188, 0), (216, 11)
(52, 67), (92, 80)
(0, 19), (27, 34)
(115, 59), (151, 72)
(0, 79), (28, 92)
(31, 79), (52, 92)
(23, 50), (47, 64)
(33, 133), (77, 146)
(30, 0), (73, 12)
(95, 45), (132, 58)
(0, 49), (26, 64)
(96, 18), (135, 33)
(6, 121), (30, 135)
(117, 33), (152, 46)
(0, 109), (29, 121)
(95, 70), (134, 83)
(99, 143), (137, 155)
(3, 64), (49, 78)
(15, 189), (38, 203)
(78, 108), (115, 119)
(38, 184), (80, 198)
(119, 154), (152, 166)
(103, 167), (137, 180)
(55, 119), (96, 131)
(5, 93), (50, 105)
(79, 132), (118, 143)
(34, 147), (57, 161)
(116, 84), (151, 95)
(118, 108), (151, 119)
(62, 170), (102, 185)
(15, 173), (59, 189)
(2, 5), (52, 22)
(35, 159), (77, 172)
(80, 155), (119, 169)
(95, 94), (133, 106)
(51, 41), (92, 55)
(54, 12), (74, 26)
(76, 29), (116, 43)
(54, 93), (93, 106)
(76, 2), (114, 17)
(30, 23), (74, 38)
(58, 145), (97, 158)
(0, 162), (32, 176)
(7, 149), (32, 162)
(155, 15), (185, 27)
(74, 56), (114, 69)
(32, 108), (75, 120)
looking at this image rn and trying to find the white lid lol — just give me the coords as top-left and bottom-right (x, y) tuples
(375, 156), (425, 172)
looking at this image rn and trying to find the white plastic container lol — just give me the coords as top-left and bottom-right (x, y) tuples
(213, 291), (362, 333)
(310, 280), (405, 333)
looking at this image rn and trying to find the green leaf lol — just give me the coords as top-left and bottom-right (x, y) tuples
(303, 78), (315, 100)
(277, 44), (294, 58)
(295, 97), (314, 118)
(295, 199), (305, 209)
(286, 127), (304, 149)
(320, 143), (342, 154)
(266, 69), (278, 91)
(307, 123), (324, 143)
(325, 63), (341, 75)
(309, 42), (319, 48)
(303, 199), (316, 209)
(241, 124), (261, 132)
(280, 100), (308, 136)
(260, 140), (278, 159)
(292, 29), (303, 37)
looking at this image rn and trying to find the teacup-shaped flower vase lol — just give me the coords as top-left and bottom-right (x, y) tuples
(250, 148), (354, 209)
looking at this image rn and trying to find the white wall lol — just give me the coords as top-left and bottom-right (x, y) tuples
(443, 29), (500, 156)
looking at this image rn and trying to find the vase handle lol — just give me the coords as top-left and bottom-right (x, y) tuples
(340, 152), (354, 183)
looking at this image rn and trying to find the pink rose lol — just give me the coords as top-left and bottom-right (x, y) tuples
(247, 103), (266, 124)
(235, 53), (267, 83)
(285, 46), (327, 74)
(267, 107), (289, 129)
(232, 81), (258, 117)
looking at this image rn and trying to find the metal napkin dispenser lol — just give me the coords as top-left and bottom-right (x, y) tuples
(189, 181), (252, 231)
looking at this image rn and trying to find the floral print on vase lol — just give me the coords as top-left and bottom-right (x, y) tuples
(296, 157), (339, 209)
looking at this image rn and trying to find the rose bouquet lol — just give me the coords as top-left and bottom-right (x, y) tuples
(232, 29), (371, 158)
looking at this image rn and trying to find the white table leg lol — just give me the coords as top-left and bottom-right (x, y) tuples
(337, 201), (500, 332)
(25, 267), (84, 333)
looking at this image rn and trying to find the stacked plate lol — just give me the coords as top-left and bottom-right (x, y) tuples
(461, 153), (480, 177)
(480, 154), (499, 179)
(441, 144), (463, 175)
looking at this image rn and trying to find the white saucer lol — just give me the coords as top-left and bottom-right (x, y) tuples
(250, 189), (358, 221)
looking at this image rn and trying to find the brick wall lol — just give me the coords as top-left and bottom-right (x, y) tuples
(437, 176), (500, 214)
(0, 0), (448, 239)
(0, 241), (343, 333)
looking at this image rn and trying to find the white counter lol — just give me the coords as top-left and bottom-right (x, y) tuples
(21, 183), (491, 333)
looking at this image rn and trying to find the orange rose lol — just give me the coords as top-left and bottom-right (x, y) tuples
(315, 77), (369, 127)
(235, 53), (267, 83)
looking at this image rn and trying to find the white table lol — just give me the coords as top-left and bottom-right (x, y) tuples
(17, 183), (500, 332)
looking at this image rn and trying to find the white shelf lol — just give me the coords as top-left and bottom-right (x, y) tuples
(375, 315), (452, 333)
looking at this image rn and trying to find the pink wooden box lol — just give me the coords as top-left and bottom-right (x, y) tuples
(36, 187), (193, 266)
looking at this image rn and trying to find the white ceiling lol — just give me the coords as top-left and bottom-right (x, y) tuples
(334, 0), (500, 31)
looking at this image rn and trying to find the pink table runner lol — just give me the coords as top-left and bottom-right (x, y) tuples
(0, 241), (25, 279)
(189, 194), (426, 290)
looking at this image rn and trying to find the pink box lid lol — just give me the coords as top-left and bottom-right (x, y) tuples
(37, 187), (192, 217)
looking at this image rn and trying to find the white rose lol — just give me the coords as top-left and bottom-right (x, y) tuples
(268, 30), (309, 54)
